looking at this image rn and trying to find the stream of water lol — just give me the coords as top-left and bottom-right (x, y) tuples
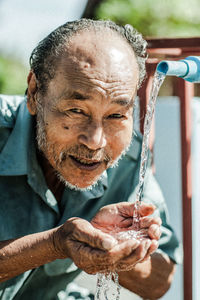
(95, 71), (166, 300)
(133, 71), (166, 226)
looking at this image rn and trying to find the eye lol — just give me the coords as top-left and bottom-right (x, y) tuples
(107, 113), (124, 119)
(69, 108), (83, 114)
(63, 108), (88, 117)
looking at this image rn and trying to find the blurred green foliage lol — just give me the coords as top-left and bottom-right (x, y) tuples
(95, 0), (200, 37)
(0, 55), (28, 95)
(1, 0), (200, 95)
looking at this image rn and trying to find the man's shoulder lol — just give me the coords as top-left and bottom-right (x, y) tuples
(0, 94), (26, 152)
(0, 94), (26, 128)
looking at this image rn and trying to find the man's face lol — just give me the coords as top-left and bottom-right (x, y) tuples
(36, 31), (139, 189)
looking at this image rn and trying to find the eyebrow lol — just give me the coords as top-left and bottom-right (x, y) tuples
(59, 91), (134, 107)
(61, 91), (89, 101)
(111, 98), (134, 107)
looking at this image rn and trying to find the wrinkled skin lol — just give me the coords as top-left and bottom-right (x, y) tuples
(53, 202), (161, 274)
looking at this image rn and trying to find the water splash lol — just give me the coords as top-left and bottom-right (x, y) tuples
(95, 272), (121, 300)
(95, 71), (166, 300)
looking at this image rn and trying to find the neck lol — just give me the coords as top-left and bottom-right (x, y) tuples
(37, 150), (64, 202)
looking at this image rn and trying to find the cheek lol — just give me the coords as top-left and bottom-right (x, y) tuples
(106, 119), (133, 157)
(44, 117), (78, 144)
(46, 112), (89, 138)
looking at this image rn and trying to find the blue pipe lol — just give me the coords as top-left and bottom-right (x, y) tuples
(156, 56), (200, 83)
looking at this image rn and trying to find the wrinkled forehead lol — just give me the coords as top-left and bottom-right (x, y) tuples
(57, 29), (139, 82)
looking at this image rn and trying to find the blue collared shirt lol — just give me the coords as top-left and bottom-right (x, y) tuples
(0, 95), (182, 300)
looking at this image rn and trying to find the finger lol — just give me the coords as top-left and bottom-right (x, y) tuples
(148, 224), (161, 240)
(84, 263), (114, 274)
(140, 216), (162, 229)
(139, 203), (156, 217)
(109, 239), (140, 264)
(70, 242), (112, 274)
(147, 239), (159, 256)
(116, 239), (152, 271)
(70, 218), (118, 250)
(139, 240), (158, 263)
(118, 217), (134, 228)
(86, 238), (155, 273)
(117, 202), (156, 218)
(72, 239), (140, 274)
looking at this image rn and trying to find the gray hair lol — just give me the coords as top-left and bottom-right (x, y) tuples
(29, 18), (148, 95)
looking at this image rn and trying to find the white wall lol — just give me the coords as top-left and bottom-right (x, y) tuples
(154, 97), (183, 300)
(154, 96), (200, 300)
(191, 98), (200, 300)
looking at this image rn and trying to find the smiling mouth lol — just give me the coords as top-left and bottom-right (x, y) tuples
(69, 155), (102, 170)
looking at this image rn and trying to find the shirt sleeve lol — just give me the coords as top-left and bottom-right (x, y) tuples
(0, 94), (24, 152)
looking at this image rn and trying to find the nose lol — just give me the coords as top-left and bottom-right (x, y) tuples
(78, 123), (107, 150)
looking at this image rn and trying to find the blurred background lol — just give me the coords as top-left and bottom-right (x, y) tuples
(1, 1), (200, 299)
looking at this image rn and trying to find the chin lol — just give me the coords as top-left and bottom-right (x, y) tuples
(56, 172), (103, 192)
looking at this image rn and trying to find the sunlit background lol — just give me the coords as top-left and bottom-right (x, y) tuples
(0, 0), (88, 94)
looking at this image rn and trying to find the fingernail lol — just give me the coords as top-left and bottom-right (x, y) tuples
(102, 237), (117, 250)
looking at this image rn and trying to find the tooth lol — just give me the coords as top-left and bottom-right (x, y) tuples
(77, 157), (95, 164)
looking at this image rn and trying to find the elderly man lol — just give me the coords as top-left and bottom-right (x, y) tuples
(0, 19), (181, 299)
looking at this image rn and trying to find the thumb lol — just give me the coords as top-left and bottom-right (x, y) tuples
(70, 218), (118, 250)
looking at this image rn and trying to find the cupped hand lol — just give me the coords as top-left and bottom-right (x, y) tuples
(91, 202), (161, 234)
(53, 217), (121, 274)
(91, 202), (162, 271)
(52, 202), (161, 274)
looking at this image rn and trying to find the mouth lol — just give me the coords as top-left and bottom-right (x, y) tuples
(69, 155), (103, 170)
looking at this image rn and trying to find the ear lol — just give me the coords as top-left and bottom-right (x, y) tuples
(26, 71), (38, 115)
